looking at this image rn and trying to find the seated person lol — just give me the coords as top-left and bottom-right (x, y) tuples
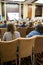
(0, 21), (3, 27)
(34, 19), (41, 27)
(29, 22), (34, 27)
(3, 23), (21, 41)
(1, 20), (7, 28)
(16, 21), (20, 27)
(26, 24), (43, 37)
(19, 22), (26, 27)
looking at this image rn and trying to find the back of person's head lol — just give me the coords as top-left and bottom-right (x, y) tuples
(4, 20), (7, 24)
(7, 23), (14, 34)
(29, 22), (33, 27)
(23, 22), (26, 25)
(0, 21), (2, 24)
(35, 24), (43, 33)
(17, 21), (19, 23)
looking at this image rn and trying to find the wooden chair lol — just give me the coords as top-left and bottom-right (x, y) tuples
(0, 39), (18, 65)
(18, 37), (35, 65)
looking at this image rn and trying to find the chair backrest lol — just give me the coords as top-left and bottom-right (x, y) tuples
(0, 28), (7, 40)
(17, 27), (27, 37)
(0, 28), (7, 35)
(0, 39), (18, 62)
(26, 27), (35, 35)
(34, 35), (43, 53)
(18, 37), (35, 58)
(0, 29), (2, 39)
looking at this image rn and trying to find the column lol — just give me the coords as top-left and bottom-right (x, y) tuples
(4, 3), (6, 20)
(42, 6), (43, 17)
(32, 4), (36, 18)
(19, 2), (21, 19)
(0, 2), (2, 20)
(23, 2), (28, 19)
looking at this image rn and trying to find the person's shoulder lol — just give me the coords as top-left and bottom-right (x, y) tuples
(29, 30), (39, 34)
(4, 32), (10, 35)
(14, 31), (20, 34)
(26, 30), (37, 37)
(29, 30), (36, 33)
(14, 31), (20, 36)
(1, 24), (7, 28)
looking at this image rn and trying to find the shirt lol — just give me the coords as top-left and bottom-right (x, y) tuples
(3, 31), (20, 41)
(26, 30), (42, 37)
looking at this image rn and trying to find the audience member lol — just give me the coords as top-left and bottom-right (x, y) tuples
(19, 22), (26, 27)
(3, 23), (21, 41)
(0, 21), (2, 27)
(16, 21), (20, 27)
(29, 22), (34, 27)
(26, 24), (43, 37)
(34, 19), (41, 27)
(1, 20), (7, 28)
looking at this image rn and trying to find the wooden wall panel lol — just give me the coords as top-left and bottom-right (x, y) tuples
(28, 6), (32, 19)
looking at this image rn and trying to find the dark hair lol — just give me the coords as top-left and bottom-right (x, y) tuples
(29, 22), (33, 27)
(7, 24), (14, 34)
(4, 20), (7, 24)
(23, 22), (26, 25)
(35, 24), (43, 33)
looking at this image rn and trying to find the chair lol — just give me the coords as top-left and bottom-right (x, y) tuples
(0, 29), (2, 40)
(34, 35), (43, 53)
(0, 28), (7, 35)
(0, 39), (18, 65)
(34, 35), (43, 65)
(17, 27), (27, 37)
(26, 27), (35, 35)
(0, 28), (7, 40)
(18, 37), (35, 65)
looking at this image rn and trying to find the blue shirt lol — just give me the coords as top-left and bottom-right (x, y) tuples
(26, 30), (43, 37)
(19, 24), (26, 27)
(0, 24), (7, 28)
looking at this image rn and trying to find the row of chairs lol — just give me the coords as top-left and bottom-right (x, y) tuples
(0, 35), (43, 65)
(0, 27), (35, 40)
(17, 27), (35, 37)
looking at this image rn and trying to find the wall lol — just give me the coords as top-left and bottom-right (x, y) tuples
(28, 5), (32, 19)
(23, 3), (36, 19)
(0, 2), (43, 20)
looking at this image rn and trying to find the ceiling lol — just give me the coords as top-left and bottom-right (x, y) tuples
(35, 0), (43, 4)
(0, 0), (38, 4)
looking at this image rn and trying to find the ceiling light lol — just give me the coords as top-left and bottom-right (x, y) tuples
(35, 0), (43, 4)
(13, 0), (25, 1)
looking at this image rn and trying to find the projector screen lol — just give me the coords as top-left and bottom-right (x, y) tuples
(7, 13), (19, 21)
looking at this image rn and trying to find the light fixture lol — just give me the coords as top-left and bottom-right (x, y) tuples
(35, 0), (43, 4)
(13, 0), (25, 1)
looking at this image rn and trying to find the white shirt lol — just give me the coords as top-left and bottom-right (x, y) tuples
(3, 31), (20, 41)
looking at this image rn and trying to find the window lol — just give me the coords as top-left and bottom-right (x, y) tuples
(35, 5), (42, 17)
